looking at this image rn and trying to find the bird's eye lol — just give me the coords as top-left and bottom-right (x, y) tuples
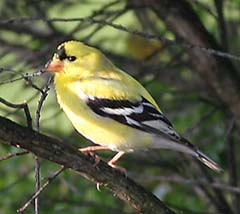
(67, 56), (76, 62)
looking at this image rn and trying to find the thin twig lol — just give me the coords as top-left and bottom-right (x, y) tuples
(70, 0), (122, 35)
(0, 76), (24, 85)
(0, 151), (29, 161)
(0, 97), (32, 128)
(0, 67), (22, 74)
(225, 117), (239, 212)
(17, 167), (65, 214)
(188, 0), (217, 18)
(0, 67), (26, 85)
(0, 17), (240, 61)
(35, 76), (53, 130)
(214, 0), (228, 50)
(34, 157), (41, 214)
(0, 67), (45, 90)
(34, 76), (53, 214)
(23, 70), (46, 93)
(83, 8), (128, 43)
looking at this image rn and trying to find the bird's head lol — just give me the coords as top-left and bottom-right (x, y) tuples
(45, 40), (113, 76)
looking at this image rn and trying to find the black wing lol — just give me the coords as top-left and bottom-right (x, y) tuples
(86, 96), (180, 141)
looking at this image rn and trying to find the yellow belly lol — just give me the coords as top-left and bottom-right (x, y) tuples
(54, 79), (152, 152)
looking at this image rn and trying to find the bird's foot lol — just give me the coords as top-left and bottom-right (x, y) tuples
(79, 147), (101, 167)
(79, 147), (127, 174)
(107, 161), (127, 175)
(79, 145), (108, 153)
(107, 151), (127, 175)
(96, 182), (103, 191)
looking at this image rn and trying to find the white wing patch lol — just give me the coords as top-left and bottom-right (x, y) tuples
(101, 105), (143, 115)
(125, 116), (141, 126)
(86, 96), (181, 141)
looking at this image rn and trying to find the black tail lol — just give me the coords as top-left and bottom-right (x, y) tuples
(195, 150), (223, 172)
(181, 137), (222, 172)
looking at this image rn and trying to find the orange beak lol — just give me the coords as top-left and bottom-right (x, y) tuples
(45, 59), (63, 73)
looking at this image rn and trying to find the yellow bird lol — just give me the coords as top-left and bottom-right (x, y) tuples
(45, 40), (221, 172)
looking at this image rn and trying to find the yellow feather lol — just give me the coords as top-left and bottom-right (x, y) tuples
(54, 73), (152, 151)
(45, 40), (221, 172)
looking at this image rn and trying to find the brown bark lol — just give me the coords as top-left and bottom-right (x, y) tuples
(131, 0), (240, 128)
(0, 116), (175, 214)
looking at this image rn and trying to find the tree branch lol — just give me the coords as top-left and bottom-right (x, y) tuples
(0, 115), (175, 214)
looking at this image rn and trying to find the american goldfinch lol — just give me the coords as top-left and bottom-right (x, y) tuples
(45, 40), (221, 172)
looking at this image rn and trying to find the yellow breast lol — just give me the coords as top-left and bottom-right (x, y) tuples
(54, 74), (152, 152)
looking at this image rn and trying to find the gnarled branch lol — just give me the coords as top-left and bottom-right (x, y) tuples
(0, 115), (175, 214)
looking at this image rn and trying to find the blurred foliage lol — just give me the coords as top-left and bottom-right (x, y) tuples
(0, 0), (240, 214)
